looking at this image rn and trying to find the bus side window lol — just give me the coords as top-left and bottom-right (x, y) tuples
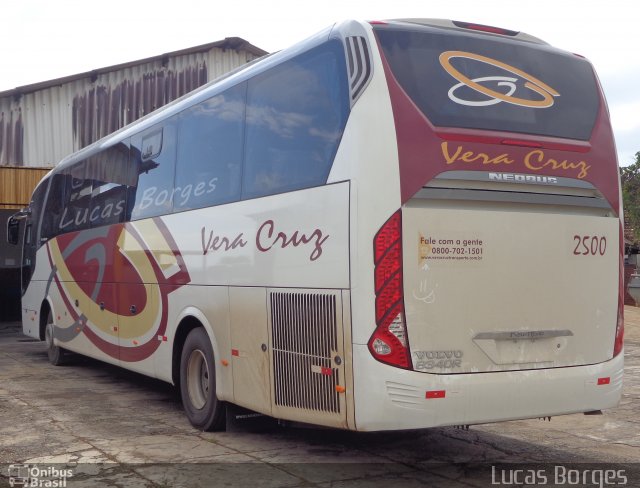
(88, 142), (130, 228)
(242, 40), (349, 200)
(175, 83), (245, 212)
(42, 174), (66, 240)
(59, 161), (93, 234)
(128, 121), (178, 221)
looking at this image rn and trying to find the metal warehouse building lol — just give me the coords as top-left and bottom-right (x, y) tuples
(0, 37), (267, 320)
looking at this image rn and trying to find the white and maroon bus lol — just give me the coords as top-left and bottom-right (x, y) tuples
(8, 19), (623, 431)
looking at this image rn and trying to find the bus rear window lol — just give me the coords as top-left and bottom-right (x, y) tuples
(374, 26), (599, 140)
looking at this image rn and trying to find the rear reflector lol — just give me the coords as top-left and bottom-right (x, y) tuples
(426, 390), (446, 399)
(597, 377), (610, 386)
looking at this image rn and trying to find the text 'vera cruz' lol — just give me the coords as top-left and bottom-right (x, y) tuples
(441, 141), (591, 179)
(201, 219), (329, 262)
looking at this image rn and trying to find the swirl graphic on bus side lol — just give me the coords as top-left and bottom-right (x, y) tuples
(439, 51), (560, 108)
(46, 218), (190, 362)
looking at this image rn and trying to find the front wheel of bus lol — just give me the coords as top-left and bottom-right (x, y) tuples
(45, 310), (67, 366)
(180, 327), (225, 431)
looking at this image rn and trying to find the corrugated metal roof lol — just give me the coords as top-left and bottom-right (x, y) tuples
(0, 37), (267, 168)
(0, 37), (267, 98)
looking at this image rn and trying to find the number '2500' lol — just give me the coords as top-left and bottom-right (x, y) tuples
(573, 235), (607, 256)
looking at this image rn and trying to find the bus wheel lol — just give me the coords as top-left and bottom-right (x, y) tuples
(180, 328), (225, 431)
(45, 310), (67, 366)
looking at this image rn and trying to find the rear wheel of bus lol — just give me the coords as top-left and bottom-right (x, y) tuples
(180, 327), (225, 431)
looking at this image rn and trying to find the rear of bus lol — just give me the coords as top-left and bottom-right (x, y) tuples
(354, 19), (623, 430)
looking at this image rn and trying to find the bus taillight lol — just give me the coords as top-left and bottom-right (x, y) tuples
(614, 305), (624, 357)
(369, 211), (413, 369)
(613, 224), (624, 357)
(452, 20), (519, 36)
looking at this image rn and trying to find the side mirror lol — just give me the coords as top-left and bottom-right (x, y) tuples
(7, 216), (20, 245)
(6, 209), (29, 245)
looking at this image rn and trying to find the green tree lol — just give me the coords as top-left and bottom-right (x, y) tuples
(621, 151), (640, 243)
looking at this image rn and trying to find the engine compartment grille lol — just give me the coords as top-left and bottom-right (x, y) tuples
(270, 291), (341, 414)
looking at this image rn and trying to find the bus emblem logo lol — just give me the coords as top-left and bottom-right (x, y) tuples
(439, 50), (560, 108)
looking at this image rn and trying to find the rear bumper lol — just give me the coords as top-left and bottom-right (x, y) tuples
(352, 344), (623, 431)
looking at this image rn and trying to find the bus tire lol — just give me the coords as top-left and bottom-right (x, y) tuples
(44, 310), (67, 366)
(180, 327), (225, 431)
